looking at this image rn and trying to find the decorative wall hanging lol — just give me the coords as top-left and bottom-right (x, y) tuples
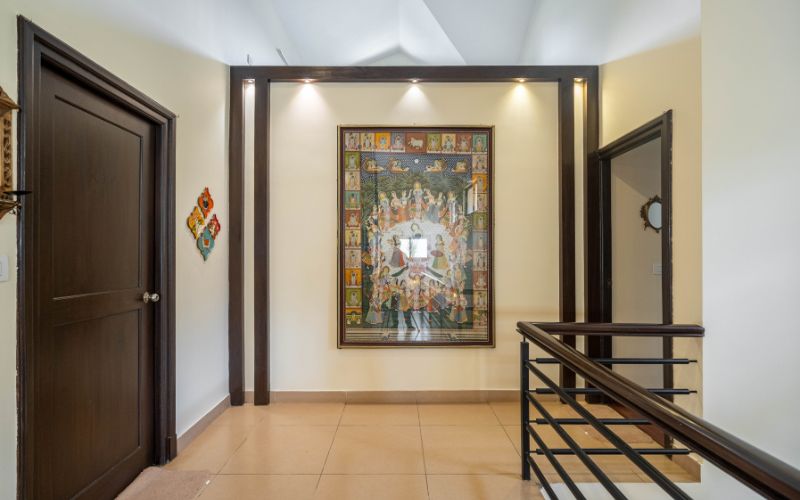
(339, 126), (494, 347)
(186, 187), (222, 260)
(0, 86), (21, 219)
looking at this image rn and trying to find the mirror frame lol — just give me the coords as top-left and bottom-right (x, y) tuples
(640, 194), (663, 232)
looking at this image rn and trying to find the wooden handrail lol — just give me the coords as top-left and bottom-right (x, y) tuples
(518, 321), (800, 499)
(534, 321), (705, 337)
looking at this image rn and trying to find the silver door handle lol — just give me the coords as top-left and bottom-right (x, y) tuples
(142, 292), (161, 304)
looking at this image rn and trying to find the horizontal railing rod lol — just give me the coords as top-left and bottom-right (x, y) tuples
(534, 448), (691, 456)
(533, 417), (651, 426)
(534, 322), (705, 337)
(526, 393), (626, 499)
(519, 322), (800, 499)
(533, 388), (696, 395)
(535, 357), (695, 365)
(526, 361), (691, 499)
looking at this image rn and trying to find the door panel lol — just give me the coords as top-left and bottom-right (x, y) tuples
(32, 64), (156, 499)
(51, 96), (144, 298)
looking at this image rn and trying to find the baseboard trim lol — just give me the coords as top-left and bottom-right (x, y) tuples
(176, 395), (231, 454)
(247, 390), (525, 404)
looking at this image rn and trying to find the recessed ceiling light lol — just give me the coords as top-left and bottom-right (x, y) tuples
(410, 79), (420, 83)
(303, 78), (313, 83)
(517, 78), (526, 83)
(574, 78), (585, 83)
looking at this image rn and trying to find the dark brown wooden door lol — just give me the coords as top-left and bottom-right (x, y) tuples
(30, 64), (157, 499)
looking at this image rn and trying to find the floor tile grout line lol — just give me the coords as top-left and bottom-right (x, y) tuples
(209, 407), (267, 477)
(314, 403), (346, 490)
(416, 404), (432, 500)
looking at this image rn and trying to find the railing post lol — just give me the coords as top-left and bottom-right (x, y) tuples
(520, 340), (531, 480)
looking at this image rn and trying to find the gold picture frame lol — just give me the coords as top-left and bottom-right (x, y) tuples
(0, 86), (19, 219)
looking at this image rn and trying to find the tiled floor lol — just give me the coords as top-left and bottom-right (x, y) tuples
(167, 401), (696, 500)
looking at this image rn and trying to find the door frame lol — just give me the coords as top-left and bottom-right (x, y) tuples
(585, 110), (674, 395)
(16, 17), (177, 498)
(228, 65), (600, 404)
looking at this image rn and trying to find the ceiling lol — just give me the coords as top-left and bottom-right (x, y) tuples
(56, 0), (700, 66)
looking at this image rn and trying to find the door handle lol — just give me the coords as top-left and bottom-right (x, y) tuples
(142, 291), (161, 304)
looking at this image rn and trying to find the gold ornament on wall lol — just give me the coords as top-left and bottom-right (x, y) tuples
(0, 86), (22, 219)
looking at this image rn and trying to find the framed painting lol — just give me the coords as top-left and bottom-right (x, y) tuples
(338, 126), (494, 347)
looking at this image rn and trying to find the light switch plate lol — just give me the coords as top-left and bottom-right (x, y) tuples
(652, 263), (663, 276)
(0, 255), (8, 282)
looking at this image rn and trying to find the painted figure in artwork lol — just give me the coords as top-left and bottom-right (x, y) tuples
(392, 134), (404, 150)
(474, 135), (487, 153)
(365, 290), (383, 324)
(442, 134), (455, 152)
(450, 293), (468, 324)
(389, 235), (406, 268)
(431, 234), (448, 270)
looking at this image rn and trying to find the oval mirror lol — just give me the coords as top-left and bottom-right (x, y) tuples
(640, 195), (662, 232)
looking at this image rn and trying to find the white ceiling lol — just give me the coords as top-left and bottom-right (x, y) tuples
(51, 0), (700, 66)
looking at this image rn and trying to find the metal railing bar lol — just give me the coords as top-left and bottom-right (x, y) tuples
(526, 421), (588, 499)
(526, 361), (692, 499)
(533, 388), (696, 395)
(526, 393), (626, 499)
(527, 454), (558, 500)
(533, 418), (651, 426)
(535, 448), (691, 456)
(519, 322), (800, 499)
(534, 357), (695, 365)
(520, 341), (531, 480)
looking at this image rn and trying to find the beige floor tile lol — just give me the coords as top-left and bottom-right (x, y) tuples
(427, 474), (544, 500)
(314, 475), (428, 500)
(339, 404), (419, 426)
(166, 424), (249, 473)
(418, 404), (500, 426)
(323, 426), (425, 474)
(260, 403), (344, 426)
(422, 426), (519, 474)
(211, 405), (268, 430)
(489, 402), (521, 426)
(197, 474), (318, 500)
(221, 425), (337, 474)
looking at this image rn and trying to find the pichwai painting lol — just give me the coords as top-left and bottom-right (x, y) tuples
(339, 126), (494, 347)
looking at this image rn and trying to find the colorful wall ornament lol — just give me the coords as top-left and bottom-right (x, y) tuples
(186, 187), (222, 261)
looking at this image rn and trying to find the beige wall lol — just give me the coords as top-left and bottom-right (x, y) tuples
(256, 82), (560, 391)
(702, 0), (800, 471)
(611, 139), (664, 387)
(601, 37), (702, 415)
(0, 3), (230, 496)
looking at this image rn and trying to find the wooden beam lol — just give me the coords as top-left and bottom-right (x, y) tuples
(253, 77), (270, 405)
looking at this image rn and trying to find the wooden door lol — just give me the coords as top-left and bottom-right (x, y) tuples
(29, 64), (157, 499)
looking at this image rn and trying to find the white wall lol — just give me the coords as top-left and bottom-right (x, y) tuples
(601, 37), (703, 415)
(253, 82), (560, 391)
(0, 2), (230, 496)
(702, 0), (800, 470)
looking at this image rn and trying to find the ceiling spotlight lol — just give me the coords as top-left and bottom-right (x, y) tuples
(574, 78), (585, 83)
(410, 79), (420, 83)
(517, 78), (526, 83)
(245, 78), (255, 84)
(303, 78), (313, 83)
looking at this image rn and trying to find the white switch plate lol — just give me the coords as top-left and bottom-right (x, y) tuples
(652, 263), (663, 276)
(0, 255), (8, 282)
